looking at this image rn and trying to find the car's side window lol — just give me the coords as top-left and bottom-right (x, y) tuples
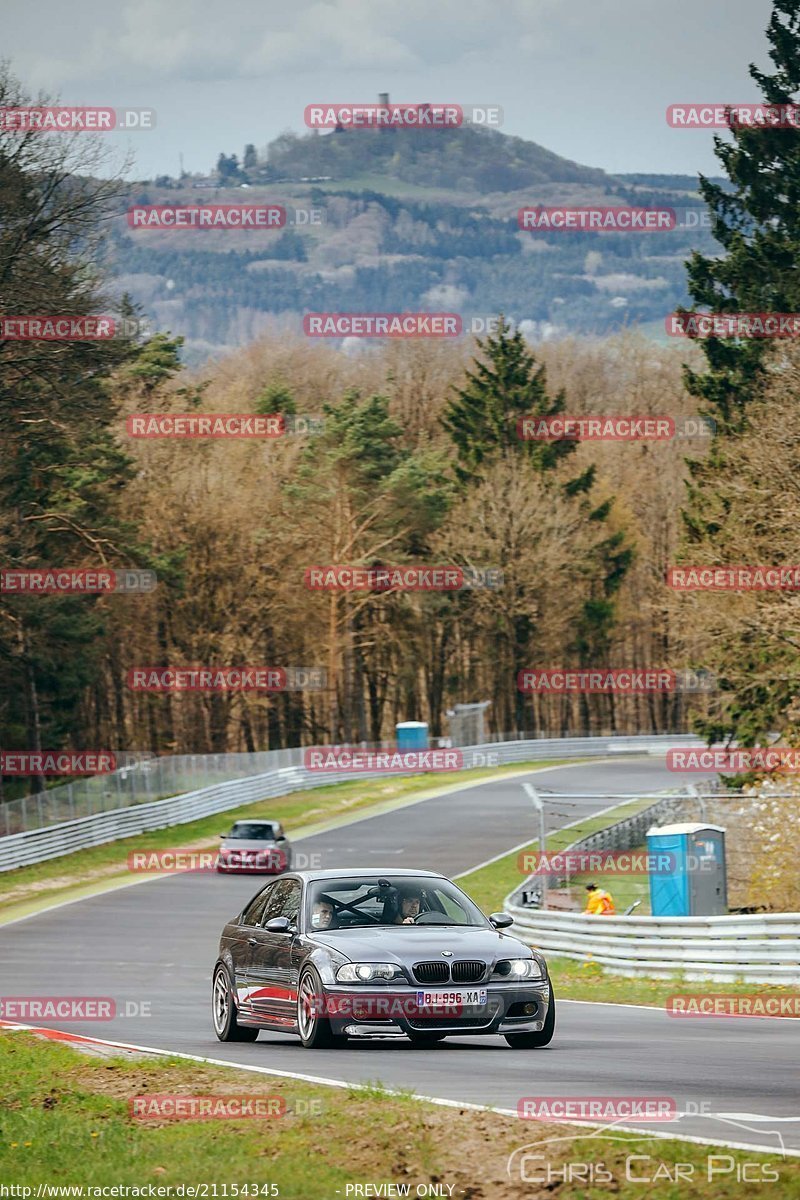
(276, 879), (302, 925)
(242, 884), (276, 926)
(259, 878), (301, 926)
(260, 879), (290, 923)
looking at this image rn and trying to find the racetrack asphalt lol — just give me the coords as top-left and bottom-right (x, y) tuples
(1, 757), (797, 1159)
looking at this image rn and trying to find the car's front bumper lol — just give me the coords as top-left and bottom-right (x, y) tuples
(321, 980), (552, 1037)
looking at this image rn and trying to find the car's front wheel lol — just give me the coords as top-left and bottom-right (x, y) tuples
(212, 964), (259, 1042)
(297, 967), (347, 1048)
(504, 988), (556, 1048)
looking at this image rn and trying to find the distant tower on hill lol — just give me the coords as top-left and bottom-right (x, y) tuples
(378, 92), (392, 131)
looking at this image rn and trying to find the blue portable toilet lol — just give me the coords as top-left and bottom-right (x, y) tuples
(646, 823), (727, 917)
(395, 721), (429, 751)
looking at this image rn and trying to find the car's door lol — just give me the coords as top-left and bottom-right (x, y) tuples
(233, 881), (280, 1015)
(246, 877), (303, 1025)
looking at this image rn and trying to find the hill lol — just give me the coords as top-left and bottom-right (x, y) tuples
(108, 125), (719, 364)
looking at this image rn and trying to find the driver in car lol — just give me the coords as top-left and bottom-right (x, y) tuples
(311, 897), (335, 930)
(394, 888), (423, 924)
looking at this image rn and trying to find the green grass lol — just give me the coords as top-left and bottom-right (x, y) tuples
(2, 1033), (797, 1198)
(540, 956), (800, 1007)
(0, 761), (569, 918)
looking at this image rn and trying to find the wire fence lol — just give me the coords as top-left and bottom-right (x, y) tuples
(0, 750), (306, 836)
(0, 733), (705, 839)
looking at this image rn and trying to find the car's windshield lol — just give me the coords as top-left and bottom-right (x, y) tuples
(306, 876), (488, 930)
(226, 823), (276, 840)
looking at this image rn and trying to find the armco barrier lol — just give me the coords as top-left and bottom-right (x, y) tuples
(504, 905), (800, 984)
(0, 734), (705, 872)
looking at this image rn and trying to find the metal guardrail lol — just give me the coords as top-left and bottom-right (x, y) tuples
(0, 732), (698, 836)
(503, 903), (800, 984)
(0, 749), (306, 836)
(0, 734), (706, 872)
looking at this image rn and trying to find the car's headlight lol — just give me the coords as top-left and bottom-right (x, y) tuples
(335, 962), (400, 983)
(494, 958), (543, 980)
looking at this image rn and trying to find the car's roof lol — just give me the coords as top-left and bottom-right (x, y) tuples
(289, 868), (447, 881)
(230, 819), (277, 825)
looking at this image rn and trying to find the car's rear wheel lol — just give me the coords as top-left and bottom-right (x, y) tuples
(297, 967), (346, 1048)
(504, 988), (555, 1048)
(407, 1031), (446, 1045)
(212, 964), (259, 1042)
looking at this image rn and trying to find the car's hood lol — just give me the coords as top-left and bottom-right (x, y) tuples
(310, 924), (534, 965)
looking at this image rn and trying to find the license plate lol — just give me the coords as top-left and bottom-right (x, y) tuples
(416, 989), (487, 1008)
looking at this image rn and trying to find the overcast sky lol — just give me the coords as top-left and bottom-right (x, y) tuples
(3, 0), (778, 179)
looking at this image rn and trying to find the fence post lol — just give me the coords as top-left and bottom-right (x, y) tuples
(687, 783), (705, 822)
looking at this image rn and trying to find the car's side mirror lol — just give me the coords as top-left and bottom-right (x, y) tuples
(264, 916), (292, 933)
(489, 912), (513, 929)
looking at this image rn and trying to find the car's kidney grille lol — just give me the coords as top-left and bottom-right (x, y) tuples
(413, 961), (450, 984)
(451, 960), (485, 983)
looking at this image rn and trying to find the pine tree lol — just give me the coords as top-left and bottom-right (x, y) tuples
(443, 319), (586, 484)
(0, 66), (154, 789)
(682, 1), (800, 438)
(443, 321), (633, 733)
(676, 2), (800, 746)
(681, 0), (800, 551)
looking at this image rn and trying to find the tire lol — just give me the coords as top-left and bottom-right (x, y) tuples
(297, 967), (346, 1048)
(504, 987), (556, 1048)
(407, 1031), (446, 1045)
(212, 964), (259, 1042)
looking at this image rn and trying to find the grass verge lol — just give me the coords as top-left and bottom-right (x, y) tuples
(1, 1032), (796, 1198)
